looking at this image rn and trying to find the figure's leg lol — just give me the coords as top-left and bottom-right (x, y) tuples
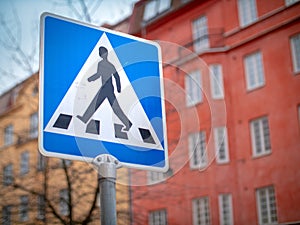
(108, 94), (132, 131)
(77, 89), (106, 123)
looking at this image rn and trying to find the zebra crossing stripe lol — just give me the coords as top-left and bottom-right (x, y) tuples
(52, 114), (156, 145)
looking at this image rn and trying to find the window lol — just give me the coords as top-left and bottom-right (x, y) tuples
(37, 195), (46, 220)
(237, 0), (257, 27)
(192, 197), (211, 225)
(60, 189), (69, 216)
(2, 205), (12, 225)
(209, 64), (224, 99)
(250, 116), (271, 157)
(244, 51), (265, 90)
(256, 186), (278, 225)
(214, 127), (230, 164)
(149, 209), (167, 225)
(290, 33), (300, 73)
(20, 151), (29, 175)
(185, 70), (202, 106)
(189, 131), (207, 169)
(219, 194), (234, 225)
(3, 164), (13, 186)
(192, 16), (209, 52)
(143, 0), (171, 21)
(148, 171), (166, 184)
(37, 152), (46, 171)
(4, 124), (13, 146)
(30, 112), (38, 138)
(19, 195), (29, 222)
(285, 0), (300, 6)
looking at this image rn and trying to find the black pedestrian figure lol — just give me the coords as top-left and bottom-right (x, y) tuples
(77, 46), (132, 131)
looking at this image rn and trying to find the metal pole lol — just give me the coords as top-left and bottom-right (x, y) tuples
(93, 154), (121, 225)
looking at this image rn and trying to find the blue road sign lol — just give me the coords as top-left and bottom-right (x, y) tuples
(39, 13), (168, 172)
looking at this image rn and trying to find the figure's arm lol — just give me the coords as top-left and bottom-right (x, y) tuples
(88, 73), (100, 82)
(87, 63), (101, 82)
(113, 71), (121, 93)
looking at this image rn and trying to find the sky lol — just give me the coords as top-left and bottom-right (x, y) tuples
(0, 0), (138, 95)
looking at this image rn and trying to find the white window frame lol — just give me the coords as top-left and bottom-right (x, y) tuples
(20, 151), (29, 175)
(218, 194), (234, 225)
(209, 64), (224, 99)
(185, 70), (202, 107)
(237, 0), (258, 27)
(143, 0), (171, 21)
(192, 15), (209, 52)
(250, 116), (271, 157)
(290, 33), (300, 73)
(4, 124), (14, 146)
(214, 127), (230, 164)
(244, 51), (265, 90)
(256, 186), (278, 225)
(19, 195), (29, 222)
(30, 112), (38, 138)
(192, 196), (211, 225)
(189, 131), (207, 169)
(149, 209), (167, 225)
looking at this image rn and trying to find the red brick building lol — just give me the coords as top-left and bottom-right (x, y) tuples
(120, 0), (300, 224)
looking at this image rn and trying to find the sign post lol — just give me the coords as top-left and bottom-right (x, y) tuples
(39, 13), (168, 225)
(93, 155), (121, 225)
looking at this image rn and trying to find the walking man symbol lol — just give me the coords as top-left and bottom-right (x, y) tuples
(77, 46), (133, 131)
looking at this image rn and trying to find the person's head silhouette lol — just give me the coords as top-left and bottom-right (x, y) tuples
(99, 46), (108, 59)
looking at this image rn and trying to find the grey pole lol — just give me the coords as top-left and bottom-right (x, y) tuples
(93, 154), (121, 225)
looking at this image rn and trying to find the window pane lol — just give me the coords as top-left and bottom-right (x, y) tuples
(256, 186), (278, 224)
(251, 117), (271, 156)
(193, 197), (210, 225)
(149, 209), (167, 225)
(37, 152), (46, 171)
(285, 0), (300, 6)
(30, 112), (38, 138)
(20, 152), (29, 175)
(219, 194), (233, 225)
(158, 0), (171, 13)
(185, 71), (202, 106)
(210, 64), (224, 99)
(37, 195), (46, 220)
(193, 16), (209, 52)
(291, 33), (300, 73)
(3, 164), (13, 186)
(189, 131), (207, 169)
(143, 0), (156, 21)
(238, 0), (257, 27)
(60, 189), (69, 216)
(214, 127), (229, 163)
(20, 195), (29, 222)
(148, 171), (165, 184)
(143, 0), (171, 21)
(2, 205), (12, 225)
(244, 52), (265, 90)
(4, 124), (14, 146)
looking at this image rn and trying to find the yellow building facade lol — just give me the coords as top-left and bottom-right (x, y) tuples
(0, 73), (130, 224)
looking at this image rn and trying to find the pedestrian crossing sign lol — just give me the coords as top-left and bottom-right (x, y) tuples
(39, 13), (168, 172)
